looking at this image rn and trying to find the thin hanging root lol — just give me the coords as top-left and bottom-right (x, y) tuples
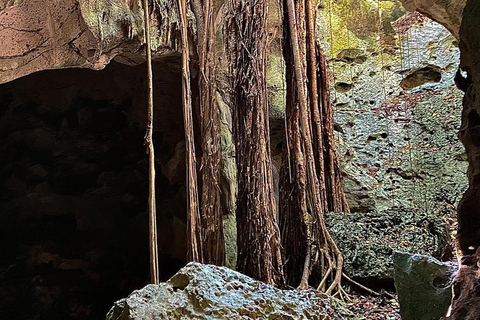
(342, 273), (380, 296)
(142, 0), (159, 284)
(297, 250), (311, 290)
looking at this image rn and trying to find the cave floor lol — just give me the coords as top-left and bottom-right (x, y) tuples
(347, 290), (401, 320)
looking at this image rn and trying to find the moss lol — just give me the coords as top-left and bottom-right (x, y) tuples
(267, 54), (286, 119)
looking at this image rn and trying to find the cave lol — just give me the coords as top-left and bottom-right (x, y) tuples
(1, 0), (478, 319)
(0, 61), (189, 319)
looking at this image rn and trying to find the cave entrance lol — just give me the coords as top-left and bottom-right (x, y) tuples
(0, 60), (188, 319)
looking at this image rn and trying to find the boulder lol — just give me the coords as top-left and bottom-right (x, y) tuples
(106, 262), (357, 320)
(326, 209), (452, 282)
(393, 252), (457, 320)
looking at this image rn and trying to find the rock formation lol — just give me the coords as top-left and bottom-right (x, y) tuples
(399, 0), (466, 39)
(393, 252), (456, 320)
(327, 209), (451, 283)
(0, 0), (180, 83)
(106, 262), (357, 320)
(449, 248), (480, 320)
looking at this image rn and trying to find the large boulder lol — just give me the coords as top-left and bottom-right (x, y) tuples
(106, 262), (357, 320)
(393, 252), (457, 320)
(326, 209), (452, 283)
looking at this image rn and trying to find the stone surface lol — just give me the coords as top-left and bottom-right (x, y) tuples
(448, 248), (480, 320)
(319, 1), (468, 215)
(106, 262), (357, 320)
(399, 0), (466, 38)
(449, 0), (480, 317)
(326, 209), (452, 282)
(0, 0), (182, 83)
(393, 252), (456, 320)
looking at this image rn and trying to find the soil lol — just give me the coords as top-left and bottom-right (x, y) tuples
(346, 290), (401, 320)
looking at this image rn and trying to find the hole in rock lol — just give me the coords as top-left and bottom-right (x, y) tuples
(335, 82), (354, 93)
(400, 66), (442, 91)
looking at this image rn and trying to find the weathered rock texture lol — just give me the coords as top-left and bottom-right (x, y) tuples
(399, 0), (466, 39)
(457, 0), (480, 255)
(449, 248), (480, 320)
(106, 262), (357, 320)
(320, 1), (467, 216)
(326, 210), (451, 283)
(447, 0), (480, 317)
(0, 0), (181, 83)
(393, 252), (456, 320)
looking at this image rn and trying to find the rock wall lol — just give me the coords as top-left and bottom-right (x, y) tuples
(319, 0), (468, 215)
(456, 0), (480, 255)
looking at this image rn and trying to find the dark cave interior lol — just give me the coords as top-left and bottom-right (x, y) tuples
(0, 60), (190, 319)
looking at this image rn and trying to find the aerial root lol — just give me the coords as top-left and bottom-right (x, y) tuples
(342, 272), (380, 296)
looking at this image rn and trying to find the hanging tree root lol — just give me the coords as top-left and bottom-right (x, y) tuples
(142, 0), (159, 285)
(282, 0), (363, 299)
(284, 0), (343, 294)
(177, 0), (203, 262)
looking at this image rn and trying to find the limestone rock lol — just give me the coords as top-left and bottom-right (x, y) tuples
(399, 0), (466, 38)
(0, 0), (182, 83)
(448, 248), (480, 320)
(326, 210), (451, 282)
(448, 0), (480, 318)
(106, 262), (357, 320)
(321, 2), (467, 215)
(393, 252), (456, 320)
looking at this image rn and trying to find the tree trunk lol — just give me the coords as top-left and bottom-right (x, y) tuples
(280, 0), (348, 294)
(227, 0), (285, 286)
(197, 0), (225, 265)
(317, 42), (350, 214)
(279, 18), (310, 288)
(178, 0), (203, 262)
